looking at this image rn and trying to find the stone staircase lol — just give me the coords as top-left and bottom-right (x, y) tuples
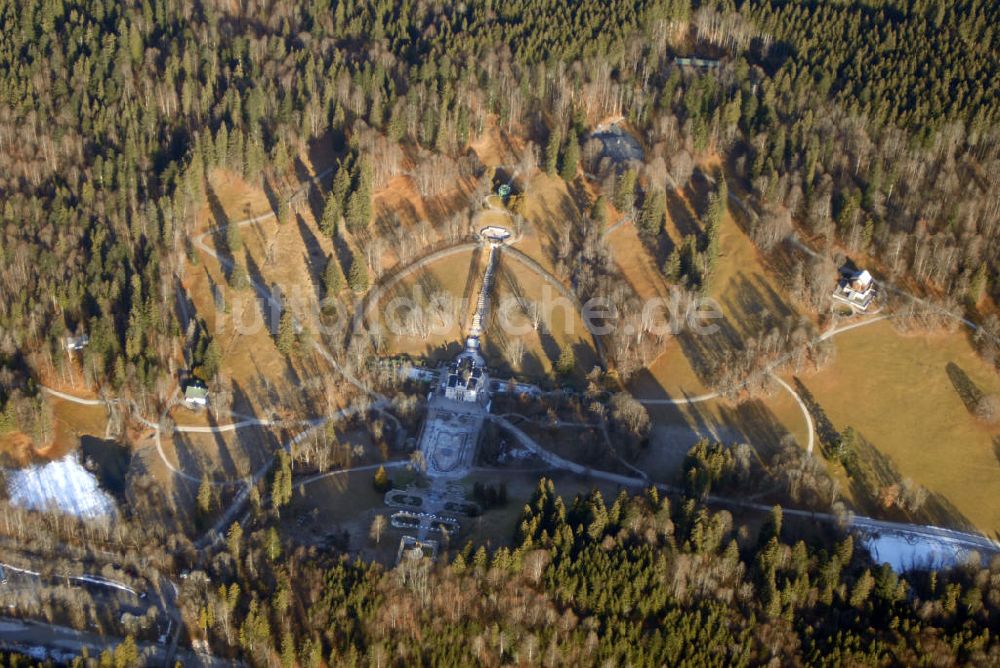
(468, 245), (499, 337)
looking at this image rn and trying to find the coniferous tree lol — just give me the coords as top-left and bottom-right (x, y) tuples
(320, 191), (340, 237)
(614, 169), (638, 211)
(330, 163), (353, 224)
(638, 189), (666, 236)
(323, 254), (344, 297)
(559, 135), (580, 182)
(663, 247), (683, 282)
(227, 222), (243, 256)
(345, 158), (373, 233)
(373, 465), (391, 493)
(555, 345), (576, 376)
(276, 309), (296, 355)
(197, 477), (215, 519)
(591, 195), (608, 228)
(544, 128), (562, 175)
(226, 522), (243, 564)
(348, 255), (369, 293)
(271, 450), (293, 511)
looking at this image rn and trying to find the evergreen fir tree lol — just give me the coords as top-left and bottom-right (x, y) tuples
(614, 169), (638, 211)
(272, 450), (293, 511)
(320, 191), (340, 237)
(231, 259), (250, 291)
(330, 162), (352, 223)
(323, 254), (344, 298)
(544, 128), (561, 175)
(555, 345), (576, 376)
(638, 189), (666, 236)
(591, 195), (608, 228)
(197, 476), (215, 517)
(559, 135), (580, 182)
(345, 158), (373, 233)
(663, 247), (682, 282)
(348, 256), (369, 293)
(226, 221), (243, 255)
(226, 522), (243, 564)
(276, 309), (296, 355)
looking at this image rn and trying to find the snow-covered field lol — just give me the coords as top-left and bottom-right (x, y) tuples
(861, 530), (980, 573)
(5, 453), (116, 519)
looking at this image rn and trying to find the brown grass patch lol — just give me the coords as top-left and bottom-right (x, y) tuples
(795, 320), (1000, 533)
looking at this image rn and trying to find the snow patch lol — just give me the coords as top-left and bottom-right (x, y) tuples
(589, 123), (644, 164)
(5, 453), (116, 519)
(861, 531), (978, 573)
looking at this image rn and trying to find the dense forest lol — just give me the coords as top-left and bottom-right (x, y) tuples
(92, 480), (1000, 664)
(5, 477), (1000, 665)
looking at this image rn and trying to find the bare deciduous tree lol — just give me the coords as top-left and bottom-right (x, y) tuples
(370, 514), (387, 545)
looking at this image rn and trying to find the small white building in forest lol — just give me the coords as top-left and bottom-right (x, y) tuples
(184, 380), (209, 408)
(833, 268), (877, 313)
(65, 334), (90, 352)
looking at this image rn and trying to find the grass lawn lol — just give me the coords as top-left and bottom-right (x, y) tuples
(484, 260), (598, 382)
(795, 320), (1000, 534)
(374, 243), (599, 383)
(605, 221), (671, 302)
(705, 208), (803, 339)
(167, 425), (280, 482)
(468, 121), (525, 169)
(516, 172), (582, 278)
(628, 344), (713, 399)
(286, 468), (401, 564)
(377, 249), (480, 360)
(46, 399), (110, 458)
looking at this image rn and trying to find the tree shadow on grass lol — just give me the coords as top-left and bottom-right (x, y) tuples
(536, 322), (562, 371)
(174, 277), (196, 333)
(233, 379), (282, 472)
(244, 250), (276, 336)
(293, 156), (326, 223)
(717, 397), (790, 458)
(670, 271), (806, 392)
(665, 188), (701, 238)
(920, 490), (979, 533)
(262, 177), (281, 219)
(296, 213), (326, 301)
(205, 409), (239, 480)
(843, 427), (977, 532)
(206, 184), (237, 282)
(793, 377), (839, 459)
(206, 183), (231, 230)
(946, 361), (984, 415)
(171, 430), (212, 484)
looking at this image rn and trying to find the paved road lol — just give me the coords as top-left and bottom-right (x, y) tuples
(0, 557), (190, 666)
(0, 616), (232, 667)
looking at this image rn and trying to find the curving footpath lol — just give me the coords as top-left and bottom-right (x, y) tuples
(634, 315), (893, 454)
